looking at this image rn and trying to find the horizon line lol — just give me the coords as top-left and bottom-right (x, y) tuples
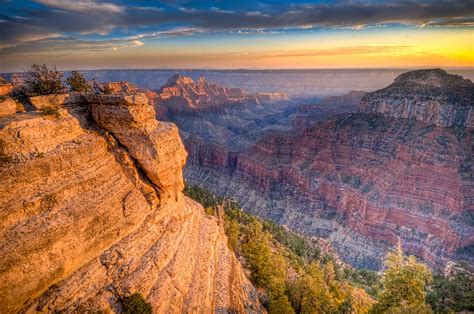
(2, 66), (474, 74)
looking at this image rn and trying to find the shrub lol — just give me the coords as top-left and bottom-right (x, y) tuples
(66, 71), (90, 92)
(42, 193), (58, 209)
(39, 107), (61, 118)
(121, 293), (152, 314)
(436, 135), (450, 149)
(427, 271), (474, 312)
(418, 202), (434, 215)
(11, 85), (29, 104)
(24, 64), (65, 96)
(449, 125), (467, 141)
(0, 155), (15, 166)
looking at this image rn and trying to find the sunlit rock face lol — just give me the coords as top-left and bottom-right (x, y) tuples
(358, 69), (474, 127)
(0, 89), (263, 313)
(0, 78), (13, 96)
(183, 70), (474, 270)
(157, 74), (288, 113)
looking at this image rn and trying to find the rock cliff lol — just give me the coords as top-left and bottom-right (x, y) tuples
(0, 88), (262, 312)
(183, 70), (474, 269)
(157, 75), (288, 113)
(358, 69), (474, 127)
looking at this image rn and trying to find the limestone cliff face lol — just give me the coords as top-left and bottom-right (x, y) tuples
(0, 90), (262, 313)
(358, 69), (474, 127)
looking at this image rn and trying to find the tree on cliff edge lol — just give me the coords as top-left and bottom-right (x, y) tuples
(66, 71), (91, 92)
(370, 243), (433, 313)
(24, 64), (65, 96)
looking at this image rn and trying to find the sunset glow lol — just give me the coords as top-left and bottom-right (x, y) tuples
(0, 1), (473, 71)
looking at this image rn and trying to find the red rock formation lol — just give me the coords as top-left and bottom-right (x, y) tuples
(183, 70), (474, 269)
(157, 75), (288, 113)
(100, 81), (142, 93)
(358, 69), (474, 127)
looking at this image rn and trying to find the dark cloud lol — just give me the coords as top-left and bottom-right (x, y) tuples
(0, 0), (473, 55)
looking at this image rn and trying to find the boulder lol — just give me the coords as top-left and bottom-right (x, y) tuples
(0, 97), (18, 117)
(0, 83), (13, 96)
(29, 93), (69, 110)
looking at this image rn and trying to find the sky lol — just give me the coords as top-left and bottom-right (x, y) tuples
(0, 0), (473, 71)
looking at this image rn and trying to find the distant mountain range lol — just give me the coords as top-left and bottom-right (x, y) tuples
(3, 68), (474, 98)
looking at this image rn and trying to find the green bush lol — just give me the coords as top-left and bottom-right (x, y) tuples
(121, 293), (152, 314)
(427, 271), (474, 313)
(66, 71), (91, 92)
(24, 64), (65, 96)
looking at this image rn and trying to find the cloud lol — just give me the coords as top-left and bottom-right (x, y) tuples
(0, 37), (145, 56)
(210, 7), (235, 14)
(0, 0), (472, 56)
(424, 17), (474, 27)
(36, 0), (123, 13)
(131, 40), (143, 47)
(126, 28), (204, 41)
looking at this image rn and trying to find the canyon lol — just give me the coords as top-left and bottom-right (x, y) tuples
(1, 68), (472, 312)
(156, 69), (474, 270)
(0, 87), (263, 312)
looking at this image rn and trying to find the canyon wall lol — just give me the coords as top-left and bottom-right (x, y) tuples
(0, 91), (262, 312)
(157, 74), (288, 114)
(358, 69), (473, 127)
(182, 70), (474, 269)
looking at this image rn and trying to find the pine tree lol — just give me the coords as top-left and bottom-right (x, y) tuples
(66, 71), (91, 92)
(288, 262), (335, 313)
(269, 294), (295, 314)
(225, 217), (240, 250)
(370, 243), (432, 313)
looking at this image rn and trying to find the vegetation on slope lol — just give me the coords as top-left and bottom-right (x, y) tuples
(186, 184), (375, 313)
(185, 184), (473, 313)
(427, 265), (474, 313)
(120, 293), (152, 314)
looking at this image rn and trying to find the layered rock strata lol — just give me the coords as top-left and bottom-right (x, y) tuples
(358, 69), (474, 127)
(157, 75), (288, 113)
(183, 70), (474, 269)
(0, 91), (262, 313)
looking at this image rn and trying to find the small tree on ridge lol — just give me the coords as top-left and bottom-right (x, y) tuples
(66, 71), (90, 92)
(24, 64), (65, 96)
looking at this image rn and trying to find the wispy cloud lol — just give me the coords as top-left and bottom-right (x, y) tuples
(36, 0), (123, 13)
(0, 0), (472, 57)
(0, 37), (145, 56)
